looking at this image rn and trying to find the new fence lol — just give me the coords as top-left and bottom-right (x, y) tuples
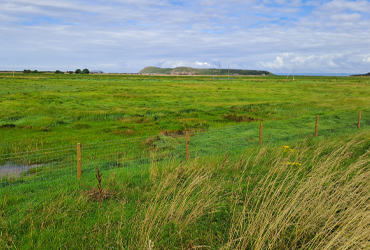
(1, 110), (369, 191)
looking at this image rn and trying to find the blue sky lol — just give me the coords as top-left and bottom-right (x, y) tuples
(1, 0), (370, 74)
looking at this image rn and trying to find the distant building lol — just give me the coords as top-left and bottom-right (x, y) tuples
(91, 70), (104, 74)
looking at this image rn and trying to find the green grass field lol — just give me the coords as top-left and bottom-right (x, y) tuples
(1, 73), (370, 154)
(1, 73), (370, 249)
(1, 131), (370, 249)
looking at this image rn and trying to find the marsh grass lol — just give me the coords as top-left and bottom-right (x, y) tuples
(1, 74), (370, 155)
(223, 135), (370, 249)
(1, 131), (370, 249)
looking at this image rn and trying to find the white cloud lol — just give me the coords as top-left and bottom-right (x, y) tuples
(321, 0), (370, 13)
(155, 61), (186, 68)
(195, 61), (211, 67)
(257, 52), (370, 73)
(1, 0), (370, 74)
(363, 55), (370, 63)
(330, 13), (362, 22)
(259, 56), (285, 68)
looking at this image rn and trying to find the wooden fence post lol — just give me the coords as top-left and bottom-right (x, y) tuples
(259, 122), (263, 145)
(186, 131), (189, 161)
(315, 115), (319, 137)
(77, 143), (82, 179)
(358, 111), (362, 129)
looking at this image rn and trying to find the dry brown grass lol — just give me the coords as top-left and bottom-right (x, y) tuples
(115, 133), (370, 249)
(129, 133), (370, 248)
(132, 158), (225, 247)
(222, 135), (370, 249)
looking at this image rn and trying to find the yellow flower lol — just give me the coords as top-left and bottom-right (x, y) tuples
(287, 162), (302, 167)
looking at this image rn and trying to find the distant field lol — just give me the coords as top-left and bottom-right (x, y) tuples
(2, 72), (370, 249)
(0, 73), (370, 154)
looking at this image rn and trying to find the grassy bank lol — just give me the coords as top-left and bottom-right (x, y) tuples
(1, 130), (370, 249)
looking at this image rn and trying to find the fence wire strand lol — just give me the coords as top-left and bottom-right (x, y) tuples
(1, 110), (369, 192)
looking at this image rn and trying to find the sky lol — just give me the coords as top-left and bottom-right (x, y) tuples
(1, 0), (370, 74)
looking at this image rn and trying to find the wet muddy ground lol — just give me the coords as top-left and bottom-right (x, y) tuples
(0, 163), (40, 177)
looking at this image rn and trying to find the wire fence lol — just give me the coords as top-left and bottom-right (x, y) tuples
(1, 110), (369, 191)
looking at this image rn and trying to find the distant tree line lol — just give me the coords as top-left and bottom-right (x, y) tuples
(23, 69), (39, 73)
(54, 69), (90, 74)
(23, 69), (90, 74)
(76, 68), (90, 74)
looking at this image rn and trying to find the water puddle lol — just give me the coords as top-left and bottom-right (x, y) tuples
(0, 164), (40, 178)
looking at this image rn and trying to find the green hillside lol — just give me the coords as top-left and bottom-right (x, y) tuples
(139, 66), (274, 76)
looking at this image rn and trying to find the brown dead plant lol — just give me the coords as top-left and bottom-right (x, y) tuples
(80, 167), (116, 204)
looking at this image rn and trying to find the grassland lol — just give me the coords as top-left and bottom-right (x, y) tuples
(1, 73), (370, 249)
(1, 73), (370, 155)
(1, 131), (370, 249)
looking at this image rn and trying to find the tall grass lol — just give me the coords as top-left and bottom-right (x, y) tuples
(1, 131), (370, 249)
(223, 135), (370, 249)
(134, 132), (370, 249)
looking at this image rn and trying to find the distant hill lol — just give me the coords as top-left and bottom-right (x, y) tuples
(139, 66), (274, 76)
(351, 72), (370, 76)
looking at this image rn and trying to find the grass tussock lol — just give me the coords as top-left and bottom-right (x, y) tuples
(138, 133), (370, 249)
(222, 135), (370, 249)
(1, 132), (370, 249)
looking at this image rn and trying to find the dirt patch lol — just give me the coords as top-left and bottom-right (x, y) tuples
(160, 129), (186, 137)
(224, 114), (258, 122)
(135, 118), (151, 123)
(1, 124), (16, 129)
(40, 127), (51, 132)
(79, 172), (119, 202)
(84, 186), (113, 202)
(79, 184), (117, 202)
(117, 117), (133, 122)
(144, 136), (161, 147)
(72, 123), (90, 129)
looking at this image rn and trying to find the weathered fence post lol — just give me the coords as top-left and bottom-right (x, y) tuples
(77, 143), (82, 179)
(259, 122), (263, 145)
(358, 111), (362, 129)
(315, 115), (319, 137)
(186, 131), (189, 161)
